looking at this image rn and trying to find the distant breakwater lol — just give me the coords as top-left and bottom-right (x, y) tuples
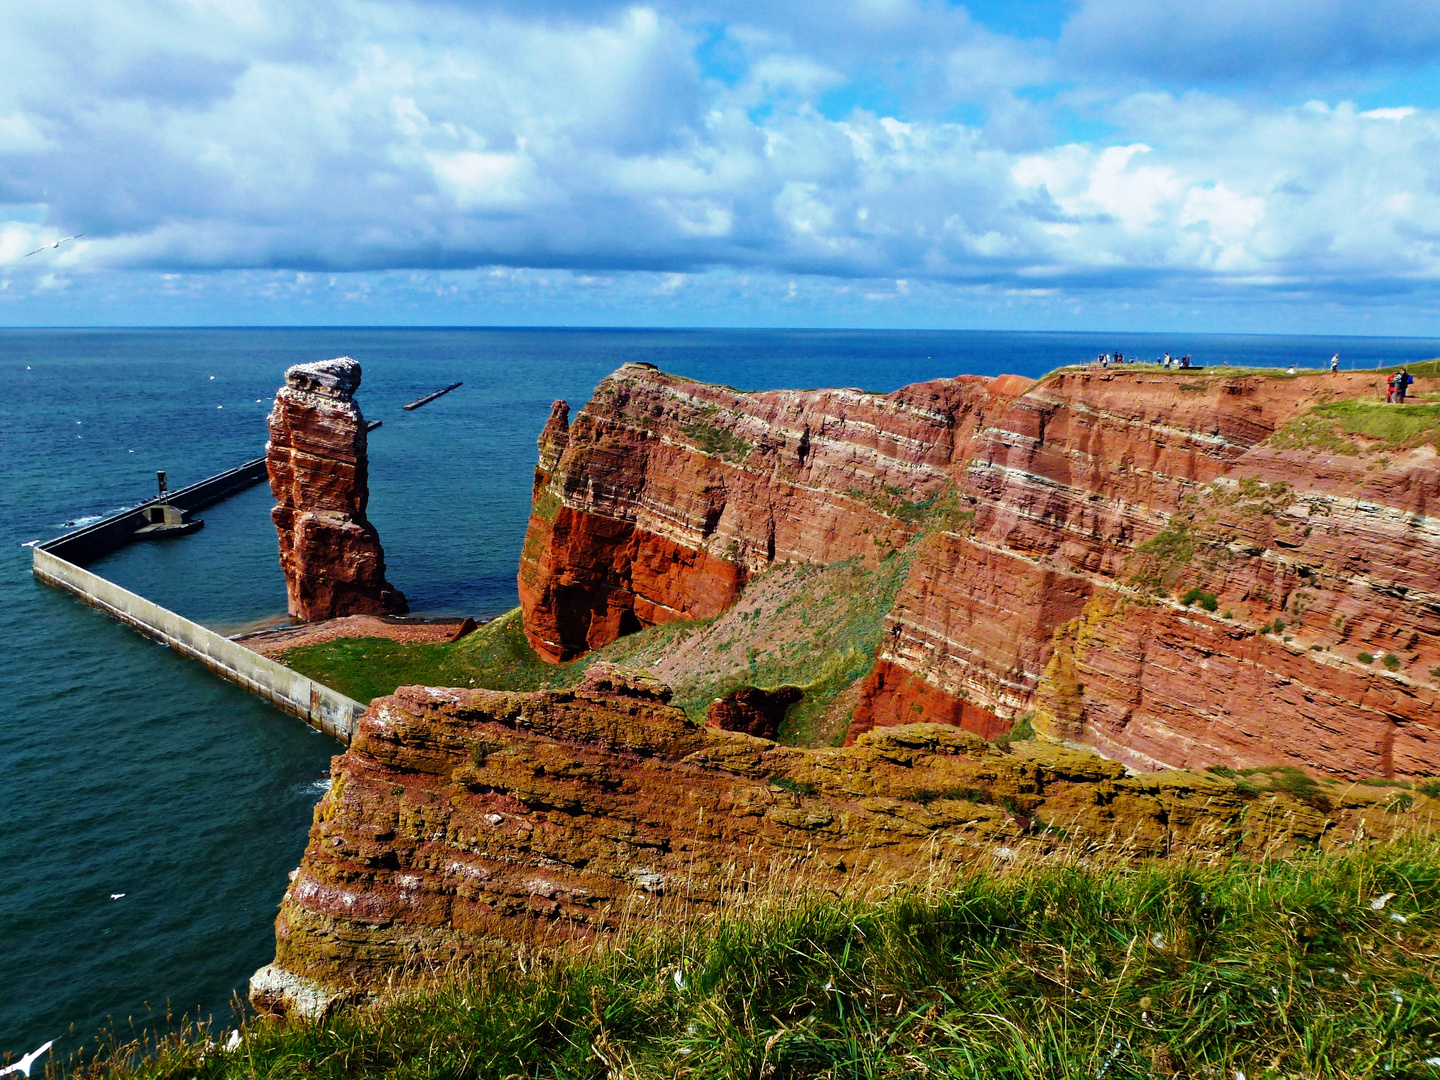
(31, 454), (365, 744)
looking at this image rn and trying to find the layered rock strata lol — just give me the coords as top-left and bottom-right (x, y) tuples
(863, 369), (1440, 778)
(253, 665), (1425, 1015)
(519, 364), (1030, 661)
(521, 364), (1440, 777)
(268, 357), (407, 621)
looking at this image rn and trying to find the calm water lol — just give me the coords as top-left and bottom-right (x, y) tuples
(3, 328), (1438, 1059)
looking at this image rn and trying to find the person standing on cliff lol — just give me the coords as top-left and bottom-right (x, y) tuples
(1386, 372), (1399, 402)
(1331, 353), (1340, 373)
(1398, 368), (1413, 403)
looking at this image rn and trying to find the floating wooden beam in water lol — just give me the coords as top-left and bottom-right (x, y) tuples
(402, 382), (463, 411)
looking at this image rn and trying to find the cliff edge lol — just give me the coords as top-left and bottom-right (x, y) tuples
(252, 663), (1428, 1016)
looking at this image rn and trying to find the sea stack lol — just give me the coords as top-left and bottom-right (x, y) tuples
(267, 357), (407, 621)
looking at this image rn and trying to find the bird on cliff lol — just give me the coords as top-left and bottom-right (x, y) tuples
(24, 234), (83, 257)
(0, 1040), (54, 1078)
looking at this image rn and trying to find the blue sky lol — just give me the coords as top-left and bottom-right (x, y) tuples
(5, 0), (1440, 330)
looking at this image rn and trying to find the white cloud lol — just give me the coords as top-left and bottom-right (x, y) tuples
(1362, 107), (1418, 120)
(1, 0), (1439, 324)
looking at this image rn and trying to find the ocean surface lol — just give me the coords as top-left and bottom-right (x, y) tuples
(3, 328), (1439, 1060)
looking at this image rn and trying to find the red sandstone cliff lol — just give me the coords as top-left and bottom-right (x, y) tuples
(253, 664), (1427, 1015)
(268, 357), (407, 621)
(518, 363), (1026, 661)
(520, 364), (1440, 779)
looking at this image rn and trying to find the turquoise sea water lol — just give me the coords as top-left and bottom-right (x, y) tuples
(3, 328), (1439, 1060)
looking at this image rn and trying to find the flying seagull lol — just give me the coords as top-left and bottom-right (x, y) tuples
(0, 1040), (54, 1078)
(24, 234), (84, 257)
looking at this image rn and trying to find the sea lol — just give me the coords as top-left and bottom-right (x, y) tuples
(3, 328), (1438, 1060)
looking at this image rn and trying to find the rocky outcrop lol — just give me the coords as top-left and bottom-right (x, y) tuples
(253, 665), (1427, 1014)
(705, 685), (802, 739)
(268, 357), (407, 621)
(520, 364), (1440, 778)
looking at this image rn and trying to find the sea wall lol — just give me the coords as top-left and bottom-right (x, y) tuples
(33, 548), (364, 743)
(40, 456), (268, 565)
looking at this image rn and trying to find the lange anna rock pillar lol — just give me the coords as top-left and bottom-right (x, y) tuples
(267, 357), (407, 621)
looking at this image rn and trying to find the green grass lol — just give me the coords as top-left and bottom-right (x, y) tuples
(1269, 413), (1360, 455)
(652, 549), (920, 746)
(1378, 358), (1440, 377)
(282, 546), (916, 749)
(280, 611), (564, 703)
(85, 836), (1440, 1080)
(1310, 399), (1440, 448)
(278, 639), (465, 704)
(1129, 521), (1194, 592)
(1179, 587), (1218, 612)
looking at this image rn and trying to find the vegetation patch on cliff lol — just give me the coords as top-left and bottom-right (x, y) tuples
(681, 419), (753, 462)
(1267, 393), (1440, 454)
(1311, 398), (1440, 448)
(1127, 521), (1195, 592)
(94, 836), (1440, 1080)
(586, 548), (920, 746)
(282, 549), (914, 747)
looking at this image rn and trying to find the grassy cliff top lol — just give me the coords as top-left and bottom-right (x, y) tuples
(87, 834), (1440, 1080)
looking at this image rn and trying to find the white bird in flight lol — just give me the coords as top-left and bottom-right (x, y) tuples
(24, 234), (84, 257)
(0, 1040), (54, 1078)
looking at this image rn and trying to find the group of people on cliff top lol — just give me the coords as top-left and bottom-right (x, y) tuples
(1092, 352), (1194, 368)
(1388, 369), (1415, 403)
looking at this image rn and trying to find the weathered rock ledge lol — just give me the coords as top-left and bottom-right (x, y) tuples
(252, 664), (1428, 1016)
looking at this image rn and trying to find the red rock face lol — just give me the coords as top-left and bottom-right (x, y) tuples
(863, 369), (1440, 777)
(267, 357), (407, 621)
(519, 364), (1440, 778)
(518, 364), (1025, 661)
(253, 666), (1431, 1014)
(706, 685), (803, 739)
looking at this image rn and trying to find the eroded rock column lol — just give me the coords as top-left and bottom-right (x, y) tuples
(267, 357), (407, 621)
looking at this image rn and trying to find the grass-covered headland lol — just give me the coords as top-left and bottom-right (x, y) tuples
(84, 837), (1440, 1080)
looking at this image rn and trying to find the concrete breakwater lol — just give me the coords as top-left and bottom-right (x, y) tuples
(44, 456), (268, 565)
(33, 548), (365, 744)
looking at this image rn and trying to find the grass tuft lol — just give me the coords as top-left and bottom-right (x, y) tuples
(1179, 586), (1218, 612)
(84, 836), (1440, 1080)
(1310, 398), (1440, 448)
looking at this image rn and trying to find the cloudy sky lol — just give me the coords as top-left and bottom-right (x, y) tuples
(5, 0), (1440, 330)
